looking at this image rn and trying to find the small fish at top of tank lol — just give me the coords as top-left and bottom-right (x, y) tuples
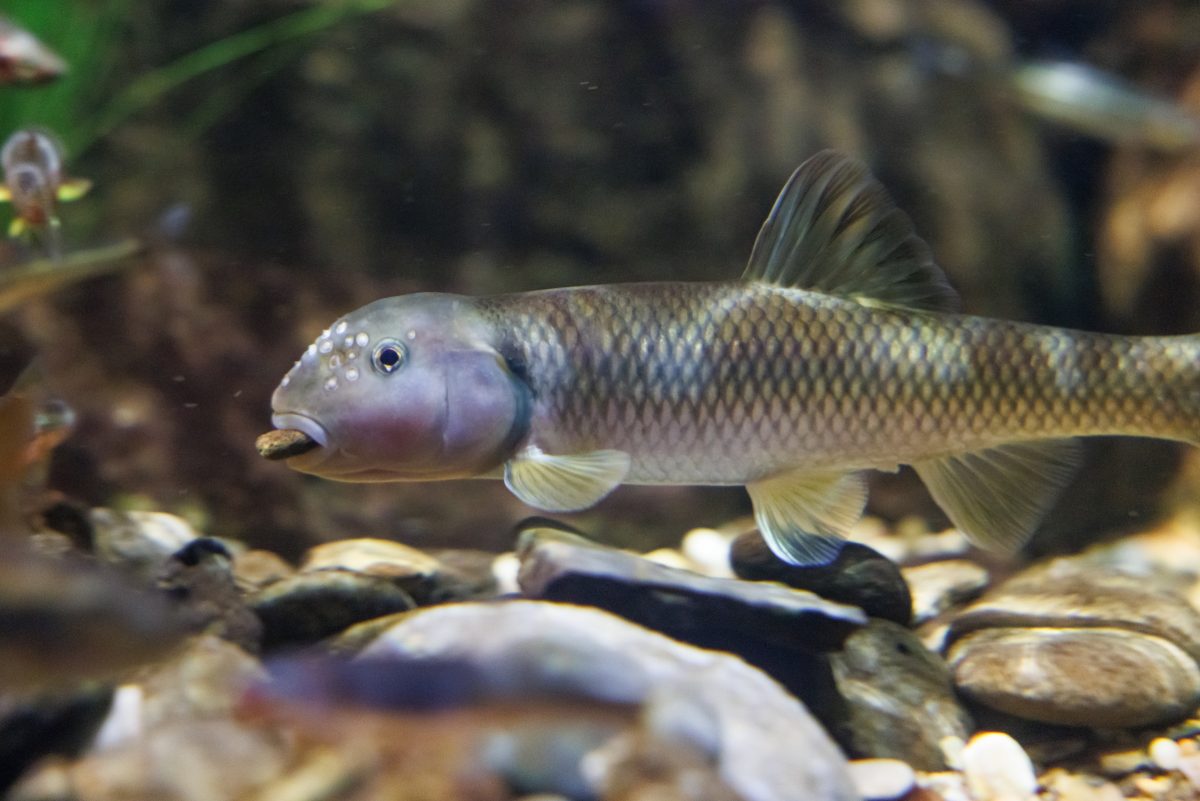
(0, 15), (66, 86)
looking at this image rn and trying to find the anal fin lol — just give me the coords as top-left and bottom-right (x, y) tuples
(913, 439), (1082, 553)
(746, 468), (867, 566)
(504, 446), (631, 513)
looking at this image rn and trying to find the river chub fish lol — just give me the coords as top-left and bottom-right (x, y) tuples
(266, 151), (1200, 565)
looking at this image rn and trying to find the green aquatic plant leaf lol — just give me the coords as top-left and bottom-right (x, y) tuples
(0, 237), (141, 314)
(2, 0), (393, 155)
(72, 0), (394, 153)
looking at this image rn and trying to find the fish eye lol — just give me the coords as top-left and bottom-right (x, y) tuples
(371, 340), (407, 375)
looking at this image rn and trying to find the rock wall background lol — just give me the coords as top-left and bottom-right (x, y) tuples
(6, 0), (1200, 557)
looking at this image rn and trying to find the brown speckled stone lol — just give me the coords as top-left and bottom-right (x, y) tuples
(949, 626), (1200, 728)
(945, 560), (1200, 728)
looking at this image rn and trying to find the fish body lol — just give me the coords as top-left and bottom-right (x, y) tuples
(0, 129), (91, 259)
(474, 282), (1198, 482)
(0, 16), (66, 85)
(267, 151), (1200, 565)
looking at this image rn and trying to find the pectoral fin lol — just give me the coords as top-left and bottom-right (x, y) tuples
(504, 446), (631, 512)
(746, 468), (867, 566)
(913, 440), (1081, 552)
(57, 178), (92, 202)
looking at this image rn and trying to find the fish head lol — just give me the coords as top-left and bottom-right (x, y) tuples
(2, 129), (63, 180)
(270, 293), (527, 482)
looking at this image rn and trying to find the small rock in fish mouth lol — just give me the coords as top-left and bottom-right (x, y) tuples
(256, 429), (318, 460)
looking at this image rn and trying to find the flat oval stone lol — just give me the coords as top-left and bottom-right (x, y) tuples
(947, 561), (1200, 665)
(517, 526), (866, 652)
(302, 538), (444, 577)
(943, 559), (1200, 728)
(948, 627), (1200, 727)
(301, 539), (488, 604)
(902, 559), (990, 624)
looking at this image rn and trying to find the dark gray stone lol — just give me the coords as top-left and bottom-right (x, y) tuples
(828, 619), (972, 771)
(0, 685), (113, 795)
(730, 531), (913, 625)
(518, 527), (865, 651)
(159, 538), (263, 652)
(515, 526), (863, 714)
(250, 570), (415, 651)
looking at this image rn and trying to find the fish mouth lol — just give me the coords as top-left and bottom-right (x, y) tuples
(264, 412), (331, 469)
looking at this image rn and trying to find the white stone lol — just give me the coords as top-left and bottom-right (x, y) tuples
(961, 732), (1038, 801)
(490, 552), (521, 595)
(939, 735), (966, 770)
(91, 509), (199, 578)
(302, 538), (442, 576)
(681, 527), (736, 578)
(92, 684), (144, 751)
(902, 559), (990, 624)
(918, 771), (971, 801)
(1149, 737), (1182, 771)
(642, 548), (694, 571)
(847, 758), (915, 801)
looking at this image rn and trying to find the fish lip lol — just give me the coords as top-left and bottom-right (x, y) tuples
(270, 411), (329, 448)
(269, 412), (332, 469)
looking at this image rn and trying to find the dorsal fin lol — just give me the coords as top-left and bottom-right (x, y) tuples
(743, 150), (958, 312)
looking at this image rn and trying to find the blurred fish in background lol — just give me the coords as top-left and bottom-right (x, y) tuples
(0, 128), (91, 260)
(1011, 59), (1200, 152)
(0, 361), (74, 534)
(0, 15), (66, 86)
(0, 360), (183, 697)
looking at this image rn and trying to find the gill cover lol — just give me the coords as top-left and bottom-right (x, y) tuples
(440, 347), (530, 473)
(345, 334), (529, 479)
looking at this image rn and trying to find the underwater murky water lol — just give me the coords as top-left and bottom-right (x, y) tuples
(3, 1), (1200, 799)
